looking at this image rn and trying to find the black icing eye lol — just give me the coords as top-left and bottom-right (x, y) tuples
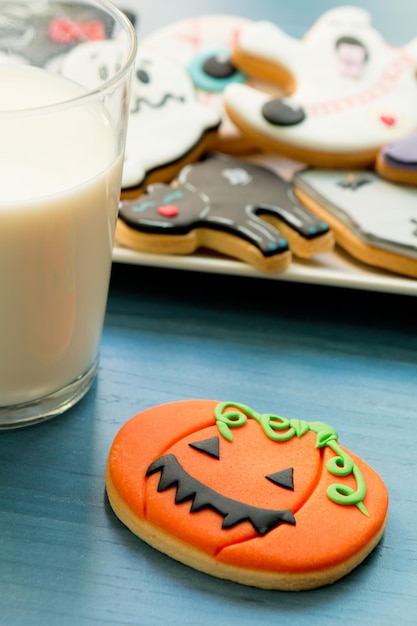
(202, 53), (236, 79)
(266, 467), (294, 490)
(188, 49), (246, 93)
(189, 436), (220, 459)
(136, 68), (150, 83)
(99, 64), (109, 81)
(262, 98), (306, 126)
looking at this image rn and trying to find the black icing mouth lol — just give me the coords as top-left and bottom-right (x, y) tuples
(146, 454), (296, 536)
(130, 93), (186, 114)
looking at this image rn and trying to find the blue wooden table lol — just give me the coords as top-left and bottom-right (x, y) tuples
(1, 1), (417, 624)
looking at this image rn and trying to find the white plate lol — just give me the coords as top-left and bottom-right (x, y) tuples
(112, 154), (417, 296)
(112, 243), (417, 296)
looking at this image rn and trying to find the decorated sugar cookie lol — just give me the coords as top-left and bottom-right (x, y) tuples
(106, 400), (389, 590)
(47, 37), (126, 86)
(376, 132), (417, 186)
(121, 47), (221, 197)
(116, 154), (334, 273)
(143, 15), (280, 154)
(293, 168), (417, 277)
(224, 6), (417, 168)
(53, 41), (221, 197)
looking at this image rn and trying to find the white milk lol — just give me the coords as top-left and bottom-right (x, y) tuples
(0, 65), (122, 405)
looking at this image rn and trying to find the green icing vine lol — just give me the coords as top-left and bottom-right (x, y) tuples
(214, 401), (368, 516)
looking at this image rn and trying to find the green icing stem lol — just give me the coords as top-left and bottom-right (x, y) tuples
(214, 401), (369, 516)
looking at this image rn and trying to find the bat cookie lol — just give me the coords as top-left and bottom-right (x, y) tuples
(116, 154), (334, 273)
(293, 168), (417, 278)
(106, 399), (389, 591)
(143, 15), (262, 154)
(224, 6), (417, 168)
(376, 132), (417, 186)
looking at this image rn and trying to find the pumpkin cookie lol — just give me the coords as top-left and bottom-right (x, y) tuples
(106, 400), (388, 590)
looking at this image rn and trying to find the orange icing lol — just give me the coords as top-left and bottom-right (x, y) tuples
(107, 399), (388, 572)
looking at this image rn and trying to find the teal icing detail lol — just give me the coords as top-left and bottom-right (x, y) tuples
(188, 49), (246, 93)
(214, 401), (369, 516)
(163, 190), (184, 203)
(132, 200), (156, 212)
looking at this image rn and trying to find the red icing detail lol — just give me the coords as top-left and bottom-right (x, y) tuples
(174, 20), (203, 52)
(157, 205), (179, 218)
(306, 54), (413, 117)
(380, 115), (396, 126)
(48, 19), (106, 44)
(230, 27), (242, 49)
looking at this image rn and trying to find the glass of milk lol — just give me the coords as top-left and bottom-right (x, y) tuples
(0, 0), (137, 428)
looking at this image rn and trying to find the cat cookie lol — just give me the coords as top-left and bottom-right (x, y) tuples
(224, 6), (417, 168)
(293, 168), (417, 277)
(106, 399), (389, 590)
(116, 154), (334, 273)
(376, 132), (417, 186)
(143, 15), (259, 154)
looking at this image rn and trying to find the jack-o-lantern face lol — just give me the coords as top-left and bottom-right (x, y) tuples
(146, 433), (296, 536)
(106, 400), (389, 590)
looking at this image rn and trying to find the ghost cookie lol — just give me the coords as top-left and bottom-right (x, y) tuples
(47, 37), (127, 86)
(116, 153), (334, 273)
(224, 6), (417, 168)
(106, 399), (389, 591)
(51, 40), (221, 198)
(376, 132), (417, 186)
(142, 15), (258, 153)
(293, 168), (417, 278)
(123, 46), (222, 197)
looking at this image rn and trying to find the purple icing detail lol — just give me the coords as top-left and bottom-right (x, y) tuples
(382, 132), (417, 170)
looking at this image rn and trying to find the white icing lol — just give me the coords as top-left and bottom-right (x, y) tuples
(225, 82), (415, 152)
(53, 38), (127, 89)
(295, 169), (417, 257)
(0, 51), (29, 65)
(237, 20), (303, 71)
(143, 15), (252, 65)
(221, 167), (252, 186)
(227, 7), (417, 154)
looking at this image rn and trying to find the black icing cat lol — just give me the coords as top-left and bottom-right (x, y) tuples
(118, 154), (330, 258)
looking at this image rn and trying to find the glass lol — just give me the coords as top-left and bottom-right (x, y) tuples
(0, 0), (137, 428)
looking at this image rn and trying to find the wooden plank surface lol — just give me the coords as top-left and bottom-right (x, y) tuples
(1, 263), (416, 625)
